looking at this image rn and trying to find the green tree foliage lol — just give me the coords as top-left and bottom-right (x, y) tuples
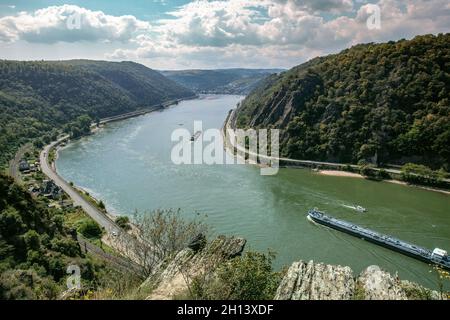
(115, 216), (131, 231)
(400, 163), (445, 187)
(64, 115), (92, 139)
(191, 250), (282, 300)
(78, 220), (103, 239)
(0, 60), (194, 169)
(0, 174), (99, 299)
(236, 34), (450, 170)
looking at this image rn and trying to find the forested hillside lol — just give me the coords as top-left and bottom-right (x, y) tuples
(161, 68), (283, 94)
(235, 34), (450, 170)
(0, 60), (194, 168)
(55, 60), (194, 105)
(0, 174), (101, 299)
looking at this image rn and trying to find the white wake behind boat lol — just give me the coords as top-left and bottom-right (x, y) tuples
(342, 204), (367, 213)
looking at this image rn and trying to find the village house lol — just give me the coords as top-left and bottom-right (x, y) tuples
(41, 179), (63, 199)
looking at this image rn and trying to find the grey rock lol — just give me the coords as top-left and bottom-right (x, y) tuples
(275, 260), (354, 300)
(275, 261), (442, 300)
(357, 265), (407, 300)
(145, 236), (246, 300)
(188, 233), (207, 252)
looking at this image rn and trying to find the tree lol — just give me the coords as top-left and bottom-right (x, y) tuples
(235, 34), (450, 170)
(400, 163), (444, 187)
(23, 230), (41, 250)
(116, 209), (208, 278)
(78, 220), (103, 239)
(0, 173), (104, 299)
(115, 216), (131, 231)
(359, 164), (378, 179)
(189, 250), (282, 300)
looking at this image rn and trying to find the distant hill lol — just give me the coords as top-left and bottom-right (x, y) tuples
(0, 60), (194, 167)
(160, 68), (284, 95)
(234, 34), (450, 170)
(55, 60), (194, 106)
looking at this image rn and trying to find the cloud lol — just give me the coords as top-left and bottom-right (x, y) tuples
(135, 0), (449, 52)
(273, 0), (354, 14)
(0, 4), (151, 43)
(1, 1), (449, 69)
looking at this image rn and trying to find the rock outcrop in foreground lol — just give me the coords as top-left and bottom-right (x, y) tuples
(275, 261), (444, 300)
(141, 235), (445, 300)
(145, 235), (246, 300)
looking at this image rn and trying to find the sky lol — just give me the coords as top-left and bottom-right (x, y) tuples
(0, 0), (449, 70)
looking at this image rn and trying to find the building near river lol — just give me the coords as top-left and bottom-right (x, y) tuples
(41, 179), (63, 199)
(18, 159), (30, 172)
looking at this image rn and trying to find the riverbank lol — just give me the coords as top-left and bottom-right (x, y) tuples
(318, 170), (364, 178)
(39, 96), (192, 236)
(223, 109), (450, 196)
(314, 170), (450, 195)
(55, 94), (450, 289)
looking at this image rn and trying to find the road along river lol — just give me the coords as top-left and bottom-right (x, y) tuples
(56, 94), (450, 289)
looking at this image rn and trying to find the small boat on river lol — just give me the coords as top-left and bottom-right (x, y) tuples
(343, 204), (367, 213)
(190, 131), (202, 142)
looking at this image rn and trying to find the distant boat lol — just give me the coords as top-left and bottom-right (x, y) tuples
(356, 205), (367, 213)
(190, 131), (202, 142)
(343, 204), (367, 213)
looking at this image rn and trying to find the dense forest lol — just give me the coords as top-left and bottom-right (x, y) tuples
(0, 173), (102, 299)
(161, 68), (283, 94)
(235, 34), (450, 170)
(0, 60), (194, 168)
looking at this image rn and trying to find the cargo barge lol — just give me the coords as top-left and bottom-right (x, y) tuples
(308, 209), (450, 270)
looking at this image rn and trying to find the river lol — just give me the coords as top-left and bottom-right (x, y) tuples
(56, 94), (450, 289)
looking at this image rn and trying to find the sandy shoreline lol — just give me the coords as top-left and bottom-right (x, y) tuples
(318, 170), (364, 178)
(385, 179), (450, 195)
(317, 169), (450, 195)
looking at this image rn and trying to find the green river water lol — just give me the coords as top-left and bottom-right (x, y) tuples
(56, 95), (450, 289)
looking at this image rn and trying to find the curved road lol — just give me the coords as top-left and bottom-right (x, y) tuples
(224, 110), (450, 183)
(40, 137), (121, 235)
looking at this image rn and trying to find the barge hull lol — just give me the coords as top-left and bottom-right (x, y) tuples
(308, 210), (450, 270)
(309, 216), (431, 264)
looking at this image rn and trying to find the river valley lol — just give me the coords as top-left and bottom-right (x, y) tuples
(56, 95), (450, 289)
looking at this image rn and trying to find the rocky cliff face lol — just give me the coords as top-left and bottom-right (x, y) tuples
(275, 260), (354, 300)
(275, 260), (443, 300)
(144, 235), (246, 300)
(140, 235), (444, 300)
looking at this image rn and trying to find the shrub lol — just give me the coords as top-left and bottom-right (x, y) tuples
(78, 220), (103, 239)
(359, 164), (378, 179)
(50, 238), (80, 257)
(400, 163), (445, 187)
(191, 250), (282, 300)
(22, 230), (41, 251)
(377, 169), (391, 180)
(115, 216), (131, 231)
